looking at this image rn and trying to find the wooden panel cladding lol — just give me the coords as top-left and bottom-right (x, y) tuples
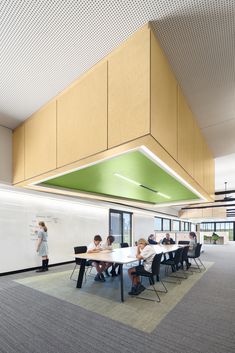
(194, 122), (204, 187)
(57, 61), (108, 167)
(179, 208), (202, 219)
(177, 87), (194, 178)
(17, 134), (213, 203)
(209, 152), (215, 198)
(108, 25), (150, 148)
(180, 207), (225, 219)
(205, 207), (223, 218)
(12, 24), (215, 204)
(203, 141), (215, 197)
(150, 30), (178, 159)
(13, 124), (25, 183)
(202, 208), (214, 219)
(25, 101), (56, 179)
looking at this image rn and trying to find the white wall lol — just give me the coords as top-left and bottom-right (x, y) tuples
(0, 188), (108, 273)
(0, 185), (183, 273)
(133, 213), (155, 242)
(0, 126), (12, 184)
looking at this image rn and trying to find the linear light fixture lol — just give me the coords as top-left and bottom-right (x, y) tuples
(114, 173), (141, 186)
(140, 146), (207, 202)
(114, 173), (170, 199)
(158, 192), (171, 199)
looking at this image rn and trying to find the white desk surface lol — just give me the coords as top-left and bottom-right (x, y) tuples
(74, 244), (179, 264)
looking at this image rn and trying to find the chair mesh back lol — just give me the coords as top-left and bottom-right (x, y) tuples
(120, 242), (129, 248)
(74, 246), (87, 254)
(74, 246), (87, 265)
(173, 247), (184, 264)
(194, 243), (202, 258)
(181, 246), (189, 261)
(151, 253), (162, 276)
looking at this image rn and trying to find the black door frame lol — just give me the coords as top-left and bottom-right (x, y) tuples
(109, 209), (133, 245)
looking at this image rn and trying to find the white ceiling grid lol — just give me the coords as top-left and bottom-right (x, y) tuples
(0, 0), (150, 128)
(0, 1), (235, 189)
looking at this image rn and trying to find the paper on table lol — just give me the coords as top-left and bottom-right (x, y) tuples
(100, 249), (114, 253)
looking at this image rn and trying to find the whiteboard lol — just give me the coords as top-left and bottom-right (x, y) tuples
(0, 190), (108, 273)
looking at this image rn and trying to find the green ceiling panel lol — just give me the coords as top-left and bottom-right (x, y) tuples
(42, 151), (199, 204)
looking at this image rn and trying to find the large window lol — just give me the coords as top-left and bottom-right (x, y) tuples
(201, 222), (235, 240)
(154, 217), (162, 231)
(183, 222), (189, 231)
(200, 222), (215, 231)
(172, 220), (180, 231)
(215, 222), (233, 231)
(155, 217), (184, 232)
(155, 217), (195, 233)
(109, 209), (132, 246)
(162, 218), (171, 231)
(215, 222), (234, 240)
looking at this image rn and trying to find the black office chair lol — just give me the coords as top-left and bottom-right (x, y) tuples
(179, 245), (193, 276)
(133, 253), (167, 302)
(70, 246), (92, 281)
(161, 247), (184, 283)
(178, 240), (190, 245)
(120, 242), (129, 248)
(188, 243), (205, 272)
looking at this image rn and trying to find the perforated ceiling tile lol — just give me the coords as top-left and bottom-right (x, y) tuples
(0, 1), (235, 161)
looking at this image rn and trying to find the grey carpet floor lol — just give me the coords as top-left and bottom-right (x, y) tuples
(1, 244), (235, 353)
(14, 262), (213, 332)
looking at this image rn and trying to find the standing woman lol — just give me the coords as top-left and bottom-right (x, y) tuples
(36, 221), (49, 272)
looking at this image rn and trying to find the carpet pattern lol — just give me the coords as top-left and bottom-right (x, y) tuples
(1, 245), (235, 353)
(14, 262), (213, 333)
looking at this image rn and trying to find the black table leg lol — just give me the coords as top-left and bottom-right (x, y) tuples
(119, 264), (124, 302)
(76, 259), (86, 288)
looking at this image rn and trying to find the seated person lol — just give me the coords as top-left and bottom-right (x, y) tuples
(162, 233), (175, 264)
(162, 233), (175, 245)
(101, 235), (115, 277)
(188, 232), (197, 256)
(87, 234), (106, 282)
(101, 235), (115, 250)
(184, 232), (197, 269)
(148, 234), (158, 244)
(128, 238), (156, 295)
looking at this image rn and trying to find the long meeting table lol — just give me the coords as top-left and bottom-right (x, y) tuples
(74, 244), (180, 302)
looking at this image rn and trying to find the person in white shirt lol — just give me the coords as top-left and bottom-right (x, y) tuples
(101, 235), (115, 250)
(101, 235), (115, 277)
(128, 238), (156, 295)
(87, 235), (106, 282)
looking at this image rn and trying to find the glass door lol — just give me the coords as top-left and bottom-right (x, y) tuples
(109, 209), (132, 246)
(123, 212), (132, 244)
(109, 211), (122, 245)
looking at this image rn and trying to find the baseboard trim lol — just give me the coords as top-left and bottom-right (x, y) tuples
(0, 260), (75, 277)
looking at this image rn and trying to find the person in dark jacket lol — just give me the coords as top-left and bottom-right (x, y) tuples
(162, 233), (175, 267)
(162, 233), (175, 245)
(148, 234), (157, 244)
